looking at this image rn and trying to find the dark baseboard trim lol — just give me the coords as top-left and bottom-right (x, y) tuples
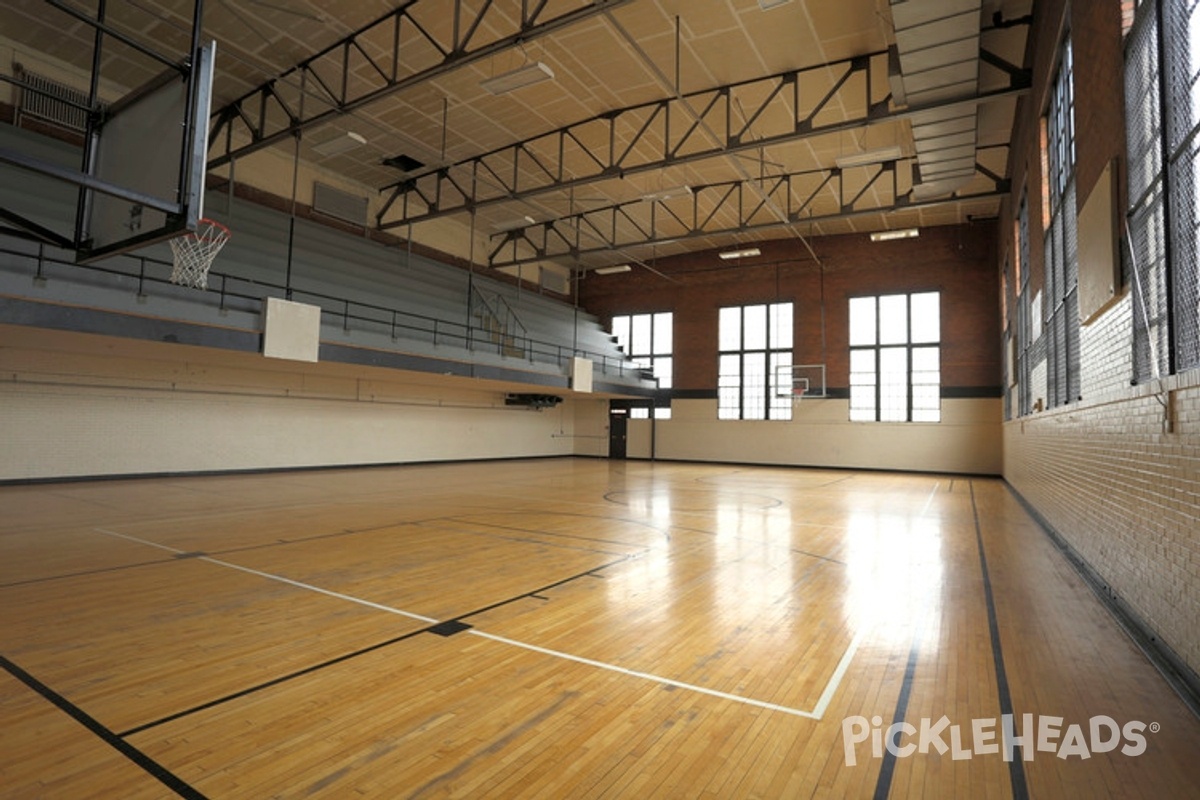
(0, 454), (577, 487)
(1004, 483), (1200, 720)
(621, 455), (999, 478)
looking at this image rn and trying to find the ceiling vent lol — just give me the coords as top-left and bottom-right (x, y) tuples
(888, 0), (983, 199)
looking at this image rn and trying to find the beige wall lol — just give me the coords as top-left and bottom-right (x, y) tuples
(624, 398), (1002, 475)
(1004, 372), (1200, 677)
(0, 328), (611, 481)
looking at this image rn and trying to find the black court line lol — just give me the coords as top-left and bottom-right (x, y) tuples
(451, 555), (636, 625)
(119, 555), (635, 738)
(0, 654), (206, 799)
(970, 481), (1030, 800)
(604, 489), (785, 510)
(0, 556), (183, 589)
(424, 518), (643, 556)
(667, 522), (847, 566)
(443, 510), (673, 548)
(694, 469), (862, 490)
(117, 626), (435, 738)
(872, 637), (921, 800)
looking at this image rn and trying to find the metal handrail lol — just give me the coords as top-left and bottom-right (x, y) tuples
(0, 241), (654, 381)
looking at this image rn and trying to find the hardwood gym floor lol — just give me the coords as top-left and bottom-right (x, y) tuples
(1, 458), (1197, 798)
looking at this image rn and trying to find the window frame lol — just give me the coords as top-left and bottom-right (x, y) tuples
(611, 311), (673, 419)
(848, 291), (942, 423)
(717, 302), (794, 421)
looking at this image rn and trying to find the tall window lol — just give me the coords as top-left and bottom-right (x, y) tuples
(1042, 37), (1081, 408)
(849, 292), (941, 422)
(611, 312), (672, 419)
(1125, 0), (1200, 378)
(1015, 193), (1035, 417)
(718, 302), (793, 420)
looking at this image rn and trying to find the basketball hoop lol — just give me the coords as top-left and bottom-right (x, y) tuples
(792, 387), (806, 405)
(169, 218), (231, 289)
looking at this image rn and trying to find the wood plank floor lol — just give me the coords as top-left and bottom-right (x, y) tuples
(1, 458), (1197, 798)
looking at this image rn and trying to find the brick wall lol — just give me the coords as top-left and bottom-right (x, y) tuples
(1000, 0), (1200, 678)
(579, 223), (1000, 393)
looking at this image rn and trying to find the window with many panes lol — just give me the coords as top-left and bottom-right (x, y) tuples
(849, 292), (941, 422)
(1125, 0), (1200, 379)
(1042, 37), (1081, 408)
(1015, 192), (1034, 417)
(718, 303), (793, 420)
(611, 312), (672, 419)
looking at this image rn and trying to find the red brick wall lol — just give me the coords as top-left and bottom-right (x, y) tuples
(999, 1), (1200, 679)
(579, 223), (1000, 392)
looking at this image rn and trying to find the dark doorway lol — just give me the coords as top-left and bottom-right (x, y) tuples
(608, 408), (627, 459)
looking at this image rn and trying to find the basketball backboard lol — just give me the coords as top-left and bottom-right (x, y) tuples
(777, 363), (828, 399)
(0, 1), (214, 262)
(78, 42), (215, 262)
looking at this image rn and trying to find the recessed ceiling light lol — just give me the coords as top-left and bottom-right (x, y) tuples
(481, 62), (555, 95)
(870, 228), (920, 242)
(641, 186), (692, 202)
(718, 247), (761, 260)
(494, 215), (536, 232)
(312, 131), (367, 156)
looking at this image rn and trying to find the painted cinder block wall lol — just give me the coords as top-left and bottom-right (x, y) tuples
(578, 223), (1003, 475)
(997, 0), (1200, 678)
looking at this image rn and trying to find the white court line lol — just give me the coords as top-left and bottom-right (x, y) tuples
(809, 630), (864, 719)
(93, 528), (436, 624)
(92, 527), (858, 719)
(919, 481), (941, 518)
(470, 628), (864, 720)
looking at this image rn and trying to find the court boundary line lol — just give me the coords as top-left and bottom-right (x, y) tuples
(0, 654), (207, 799)
(969, 481), (1029, 799)
(91, 527), (861, 723)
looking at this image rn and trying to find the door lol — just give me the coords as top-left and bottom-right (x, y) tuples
(608, 408), (627, 459)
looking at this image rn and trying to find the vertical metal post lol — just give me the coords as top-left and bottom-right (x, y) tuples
(284, 131), (301, 299)
(74, 0), (106, 250)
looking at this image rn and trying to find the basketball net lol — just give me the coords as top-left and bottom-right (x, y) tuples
(169, 218), (231, 289)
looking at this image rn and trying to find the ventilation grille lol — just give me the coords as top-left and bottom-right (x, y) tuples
(15, 67), (93, 132)
(312, 182), (368, 226)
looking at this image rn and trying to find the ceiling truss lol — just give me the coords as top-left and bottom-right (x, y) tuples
(207, 0), (633, 169)
(377, 47), (1029, 231)
(486, 151), (1011, 269)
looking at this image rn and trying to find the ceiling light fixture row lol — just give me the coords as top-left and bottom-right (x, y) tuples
(641, 185), (692, 202)
(718, 247), (762, 260)
(481, 62), (555, 95)
(312, 131), (367, 156)
(870, 228), (920, 242)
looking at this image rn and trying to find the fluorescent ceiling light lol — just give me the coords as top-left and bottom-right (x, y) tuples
(481, 62), (555, 95)
(494, 215), (536, 232)
(759, 0), (792, 8)
(835, 145), (904, 169)
(641, 185), (692, 202)
(718, 247), (761, 260)
(312, 131), (367, 156)
(870, 228), (920, 242)
(593, 264), (632, 275)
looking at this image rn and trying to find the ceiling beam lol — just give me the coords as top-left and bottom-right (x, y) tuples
(377, 51), (1028, 230)
(485, 154), (1010, 269)
(207, 0), (633, 169)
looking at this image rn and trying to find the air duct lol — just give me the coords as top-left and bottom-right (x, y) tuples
(888, 0), (983, 199)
